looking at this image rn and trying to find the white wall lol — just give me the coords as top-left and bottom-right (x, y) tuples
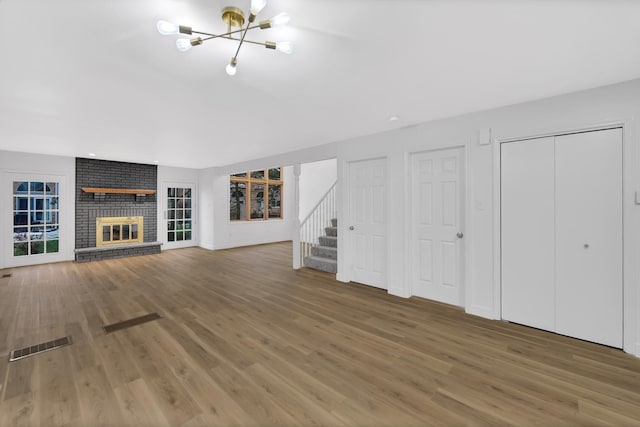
(0, 150), (76, 268)
(335, 79), (640, 357)
(197, 167), (216, 250)
(157, 165), (200, 249)
(299, 158), (337, 221)
(211, 166), (295, 250)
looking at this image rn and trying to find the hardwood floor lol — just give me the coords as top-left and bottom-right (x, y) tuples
(1, 242), (639, 426)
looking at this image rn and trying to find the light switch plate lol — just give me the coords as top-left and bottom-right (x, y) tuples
(478, 128), (491, 145)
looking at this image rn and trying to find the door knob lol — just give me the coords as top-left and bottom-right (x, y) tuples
(457, 232), (464, 239)
(349, 226), (355, 231)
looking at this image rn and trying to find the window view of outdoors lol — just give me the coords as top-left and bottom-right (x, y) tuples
(230, 168), (282, 221)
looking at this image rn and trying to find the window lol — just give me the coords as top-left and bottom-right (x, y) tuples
(167, 187), (193, 242)
(13, 181), (60, 256)
(230, 168), (282, 221)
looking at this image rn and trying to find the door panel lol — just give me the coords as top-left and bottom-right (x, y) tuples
(501, 137), (556, 331)
(348, 158), (387, 289)
(555, 129), (623, 347)
(411, 148), (464, 306)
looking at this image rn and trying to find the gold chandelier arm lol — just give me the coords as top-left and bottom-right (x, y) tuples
(192, 24), (261, 41)
(232, 19), (254, 61)
(220, 37), (270, 47)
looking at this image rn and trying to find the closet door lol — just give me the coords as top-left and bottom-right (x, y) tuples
(501, 137), (556, 331)
(555, 129), (623, 348)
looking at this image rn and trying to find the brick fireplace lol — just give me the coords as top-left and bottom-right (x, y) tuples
(74, 158), (161, 262)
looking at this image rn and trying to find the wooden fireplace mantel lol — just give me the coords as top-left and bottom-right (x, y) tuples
(82, 187), (156, 195)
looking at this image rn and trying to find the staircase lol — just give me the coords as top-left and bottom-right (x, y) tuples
(304, 218), (337, 273)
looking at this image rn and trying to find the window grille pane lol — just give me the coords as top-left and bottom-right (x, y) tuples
(103, 226), (111, 242)
(14, 181), (28, 195)
(13, 228), (28, 242)
(168, 188), (176, 197)
(232, 172), (246, 178)
(14, 213), (28, 226)
(14, 243), (28, 256)
(31, 241), (44, 254)
(113, 225), (121, 241)
(122, 224), (130, 240)
(250, 170), (265, 179)
(268, 168), (281, 180)
(177, 188), (184, 197)
(168, 232), (175, 242)
(46, 240), (59, 253)
(46, 211), (60, 226)
(131, 224), (138, 240)
(230, 182), (246, 220)
(268, 184), (282, 219)
(30, 182), (44, 195)
(46, 182), (59, 195)
(250, 184), (265, 219)
(14, 197), (28, 210)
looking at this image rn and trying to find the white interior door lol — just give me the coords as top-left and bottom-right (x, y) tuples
(501, 137), (556, 331)
(555, 129), (623, 348)
(501, 129), (623, 348)
(411, 147), (464, 306)
(348, 158), (386, 289)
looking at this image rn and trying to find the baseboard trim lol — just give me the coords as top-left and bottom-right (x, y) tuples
(213, 240), (291, 250)
(466, 304), (495, 320)
(388, 287), (411, 298)
(199, 243), (214, 250)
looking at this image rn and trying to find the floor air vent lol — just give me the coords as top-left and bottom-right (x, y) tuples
(9, 336), (72, 362)
(1, 273), (11, 278)
(104, 312), (161, 334)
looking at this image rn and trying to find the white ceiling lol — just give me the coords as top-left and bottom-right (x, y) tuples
(1, 0), (639, 169)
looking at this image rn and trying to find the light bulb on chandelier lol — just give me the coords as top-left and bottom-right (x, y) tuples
(157, 0), (293, 76)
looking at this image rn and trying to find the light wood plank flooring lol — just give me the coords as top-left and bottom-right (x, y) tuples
(0, 242), (639, 426)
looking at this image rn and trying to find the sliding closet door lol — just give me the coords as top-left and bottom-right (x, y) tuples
(501, 137), (556, 331)
(555, 129), (623, 348)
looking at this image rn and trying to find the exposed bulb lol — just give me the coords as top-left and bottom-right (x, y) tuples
(157, 20), (179, 35)
(270, 12), (290, 27)
(275, 41), (293, 54)
(250, 0), (267, 15)
(176, 38), (192, 52)
(226, 63), (237, 76)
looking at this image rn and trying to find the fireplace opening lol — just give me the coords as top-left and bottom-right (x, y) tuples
(96, 216), (143, 247)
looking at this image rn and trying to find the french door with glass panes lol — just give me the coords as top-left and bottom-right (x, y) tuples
(165, 184), (196, 249)
(6, 174), (66, 267)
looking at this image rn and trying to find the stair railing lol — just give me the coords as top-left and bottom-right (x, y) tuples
(297, 181), (336, 268)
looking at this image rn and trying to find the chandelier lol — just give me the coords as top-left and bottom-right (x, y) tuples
(157, 0), (292, 76)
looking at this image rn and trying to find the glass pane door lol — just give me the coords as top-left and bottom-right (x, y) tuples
(167, 187), (192, 242)
(13, 181), (60, 257)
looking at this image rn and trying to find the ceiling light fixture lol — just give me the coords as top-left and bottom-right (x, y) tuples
(157, 0), (292, 76)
